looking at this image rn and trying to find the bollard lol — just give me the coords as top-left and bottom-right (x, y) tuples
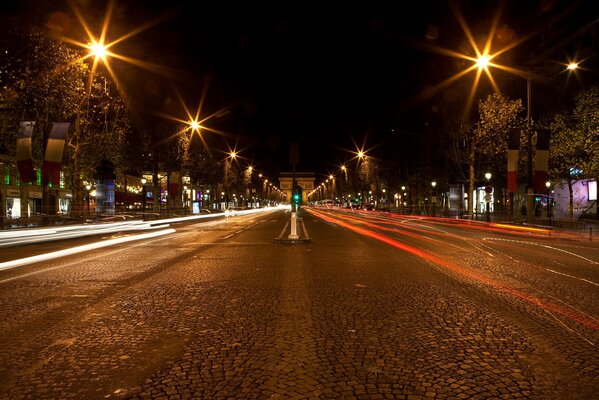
(288, 212), (299, 239)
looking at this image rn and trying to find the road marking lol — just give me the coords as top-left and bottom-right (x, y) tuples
(278, 222), (289, 239)
(484, 238), (599, 265)
(546, 268), (599, 287)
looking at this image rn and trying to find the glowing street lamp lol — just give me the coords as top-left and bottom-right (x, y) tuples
(85, 184), (92, 213)
(89, 42), (108, 61)
(476, 54), (491, 69)
(485, 173), (492, 222)
(431, 181), (437, 216)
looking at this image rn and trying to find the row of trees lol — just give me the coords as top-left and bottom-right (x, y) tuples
(1, 30), (237, 214)
(317, 88), (597, 219)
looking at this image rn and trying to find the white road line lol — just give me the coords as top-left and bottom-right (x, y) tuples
(546, 268), (599, 287)
(484, 238), (599, 265)
(278, 222), (289, 239)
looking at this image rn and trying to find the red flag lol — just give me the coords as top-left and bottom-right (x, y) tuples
(43, 122), (70, 185)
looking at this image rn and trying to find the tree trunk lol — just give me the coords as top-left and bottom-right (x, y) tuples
(70, 114), (83, 217)
(568, 180), (574, 220)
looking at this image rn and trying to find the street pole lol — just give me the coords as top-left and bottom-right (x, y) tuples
(526, 77), (534, 224)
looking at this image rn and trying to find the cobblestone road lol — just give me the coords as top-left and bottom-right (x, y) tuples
(0, 208), (597, 399)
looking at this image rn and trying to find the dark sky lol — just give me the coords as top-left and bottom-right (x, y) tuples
(4, 0), (598, 179)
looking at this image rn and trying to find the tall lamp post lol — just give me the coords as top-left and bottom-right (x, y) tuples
(485, 172), (492, 222)
(141, 178), (147, 211)
(475, 56), (579, 224)
(546, 181), (552, 226)
(85, 184), (91, 214)
(431, 181), (437, 216)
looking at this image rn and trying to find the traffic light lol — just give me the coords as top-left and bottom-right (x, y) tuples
(292, 186), (302, 206)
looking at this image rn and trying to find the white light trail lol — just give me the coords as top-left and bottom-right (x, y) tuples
(0, 229), (175, 272)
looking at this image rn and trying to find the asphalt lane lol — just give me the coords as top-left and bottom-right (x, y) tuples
(0, 207), (597, 399)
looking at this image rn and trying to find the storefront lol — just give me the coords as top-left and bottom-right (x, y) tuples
(5, 189), (21, 219)
(28, 190), (42, 216)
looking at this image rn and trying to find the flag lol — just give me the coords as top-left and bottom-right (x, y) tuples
(16, 121), (36, 183)
(533, 129), (550, 193)
(43, 122), (70, 185)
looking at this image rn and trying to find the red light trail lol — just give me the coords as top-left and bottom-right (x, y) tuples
(308, 208), (599, 333)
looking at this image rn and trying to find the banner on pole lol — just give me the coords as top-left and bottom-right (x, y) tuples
(533, 129), (550, 193)
(43, 122), (70, 185)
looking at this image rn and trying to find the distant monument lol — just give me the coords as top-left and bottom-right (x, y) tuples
(279, 172), (315, 204)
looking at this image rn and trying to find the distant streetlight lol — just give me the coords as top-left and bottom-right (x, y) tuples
(546, 181), (552, 225)
(431, 181), (437, 216)
(567, 63), (578, 71)
(485, 172), (492, 222)
(85, 184), (92, 213)
(141, 178), (147, 211)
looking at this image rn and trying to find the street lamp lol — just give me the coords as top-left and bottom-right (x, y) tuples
(431, 181), (437, 216)
(141, 178), (147, 211)
(546, 181), (552, 225)
(485, 172), (492, 222)
(85, 184), (91, 214)
(183, 185), (188, 214)
(474, 55), (580, 224)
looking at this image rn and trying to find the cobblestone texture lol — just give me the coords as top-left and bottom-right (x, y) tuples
(0, 210), (597, 399)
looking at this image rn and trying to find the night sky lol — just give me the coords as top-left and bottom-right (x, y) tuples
(3, 0), (598, 179)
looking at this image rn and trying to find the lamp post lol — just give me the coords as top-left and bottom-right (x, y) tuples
(475, 56), (579, 224)
(546, 181), (552, 226)
(141, 178), (147, 212)
(431, 181), (437, 216)
(85, 184), (91, 214)
(401, 186), (406, 214)
(485, 172), (492, 222)
(183, 185), (188, 214)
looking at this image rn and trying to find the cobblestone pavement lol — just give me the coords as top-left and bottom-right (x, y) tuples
(0, 208), (597, 399)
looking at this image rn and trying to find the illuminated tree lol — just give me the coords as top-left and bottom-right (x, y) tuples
(470, 93), (524, 214)
(549, 86), (599, 219)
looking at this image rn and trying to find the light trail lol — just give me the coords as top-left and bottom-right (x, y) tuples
(0, 207), (276, 248)
(0, 229), (176, 272)
(308, 208), (599, 333)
